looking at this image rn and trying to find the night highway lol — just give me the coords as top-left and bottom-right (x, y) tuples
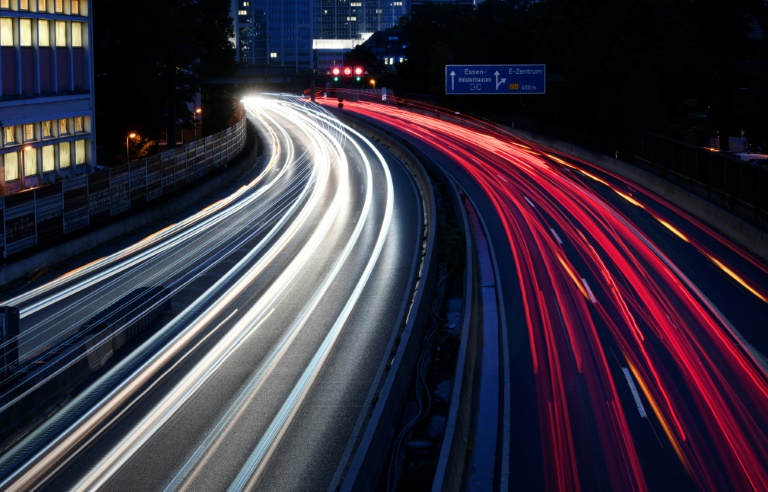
(0, 95), (426, 490)
(324, 98), (768, 491)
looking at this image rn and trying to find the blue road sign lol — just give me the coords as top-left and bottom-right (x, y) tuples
(445, 64), (546, 95)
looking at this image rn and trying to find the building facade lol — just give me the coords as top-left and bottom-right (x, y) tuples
(0, 0), (95, 196)
(235, 0), (314, 71)
(233, 0), (409, 72)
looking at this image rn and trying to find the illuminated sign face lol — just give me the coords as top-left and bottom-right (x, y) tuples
(343, 67), (352, 77)
(331, 67), (341, 76)
(354, 67), (363, 76)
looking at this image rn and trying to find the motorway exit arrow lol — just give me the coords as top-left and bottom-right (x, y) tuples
(445, 64), (546, 95)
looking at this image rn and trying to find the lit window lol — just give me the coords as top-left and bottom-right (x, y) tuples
(75, 139), (85, 165)
(71, 0), (79, 15)
(59, 141), (70, 168)
(55, 0), (62, 12)
(38, 0), (46, 11)
(238, 9), (246, 15)
(0, 0), (9, 9)
(42, 120), (52, 138)
(42, 145), (54, 172)
(74, 116), (83, 132)
(24, 124), (34, 141)
(4, 126), (15, 144)
(20, 0), (29, 10)
(20, 19), (32, 46)
(0, 18), (12, 47)
(39, 19), (50, 46)
(4, 152), (19, 181)
(24, 147), (37, 176)
(59, 118), (68, 134)
(55, 21), (66, 46)
(270, 52), (277, 58)
(72, 22), (82, 47)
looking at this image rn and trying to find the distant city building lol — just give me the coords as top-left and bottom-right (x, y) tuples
(233, 0), (409, 72)
(362, 29), (407, 69)
(0, 0), (95, 196)
(234, 0), (314, 70)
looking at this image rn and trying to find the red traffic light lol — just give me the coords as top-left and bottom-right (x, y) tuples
(343, 67), (352, 77)
(354, 66), (364, 76)
(331, 67), (341, 76)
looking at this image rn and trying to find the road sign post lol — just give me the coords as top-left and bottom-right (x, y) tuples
(446, 64), (546, 95)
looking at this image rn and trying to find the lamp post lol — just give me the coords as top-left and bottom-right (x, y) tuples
(126, 132), (136, 162)
(193, 108), (202, 140)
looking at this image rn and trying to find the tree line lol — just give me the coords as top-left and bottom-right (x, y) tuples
(392, 0), (767, 151)
(93, 0), (235, 164)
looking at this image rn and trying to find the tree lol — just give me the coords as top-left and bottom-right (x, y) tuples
(93, 0), (234, 163)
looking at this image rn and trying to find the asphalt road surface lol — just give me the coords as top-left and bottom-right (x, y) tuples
(0, 94), (425, 491)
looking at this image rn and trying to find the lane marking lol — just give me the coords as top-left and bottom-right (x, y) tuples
(581, 278), (597, 304)
(523, 196), (535, 208)
(550, 228), (563, 245)
(622, 367), (648, 418)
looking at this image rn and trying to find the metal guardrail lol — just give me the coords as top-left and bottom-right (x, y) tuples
(1, 119), (247, 258)
(634, 131), (768, 229)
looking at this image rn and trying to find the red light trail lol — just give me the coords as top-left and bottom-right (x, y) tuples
(319, 97), (768, 491)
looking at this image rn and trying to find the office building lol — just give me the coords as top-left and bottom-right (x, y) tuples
(0, 0), (95, 196)
(235, 0), (314, 70)
(233, 0), (409, 72)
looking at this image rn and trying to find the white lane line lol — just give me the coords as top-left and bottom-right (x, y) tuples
(581, 278), (597, 304)
(550, 228), (563, 244)
(524, 196), (535, 208)
(622, 367), (648, 418)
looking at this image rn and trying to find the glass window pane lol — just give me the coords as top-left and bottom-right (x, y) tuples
(20, 19), (32, 47)
(59, 141), (70, 168)
(39, 19), (49, 46)
(24, 124), (34, 141)
(38, 0), (46, 11)
(71, 22), (81, 47)
(71, 0), (78, 15)
(0, 18), (12, 47)
(42, 121), (52, 138)
(42, 145), (54, 172)
(24, 147), (37, 176)
(59, 118), (67, 134)
(55, 21), (65, 47)
(4, 126), (14, 144)
(4, 152), (19, 181)
(75, 139), (85, 164)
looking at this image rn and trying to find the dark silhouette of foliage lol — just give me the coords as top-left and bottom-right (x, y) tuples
(393, 0), (767, 147)
(93, 0), (234, 163)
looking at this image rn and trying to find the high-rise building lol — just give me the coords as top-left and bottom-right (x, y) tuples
(0, 0), (96, 196)
(234, 0), (314, 70)
(233, 0), (409, 72)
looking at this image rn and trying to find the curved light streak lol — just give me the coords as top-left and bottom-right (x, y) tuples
(328, 99), (768, 491)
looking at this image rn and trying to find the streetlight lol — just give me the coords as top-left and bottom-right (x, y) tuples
(193, 108), (202, 140)
(370, 79), (376, 90)
(126, 132), (136, 161)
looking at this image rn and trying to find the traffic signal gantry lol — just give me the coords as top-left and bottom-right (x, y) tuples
(330, 66), (365, 82)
